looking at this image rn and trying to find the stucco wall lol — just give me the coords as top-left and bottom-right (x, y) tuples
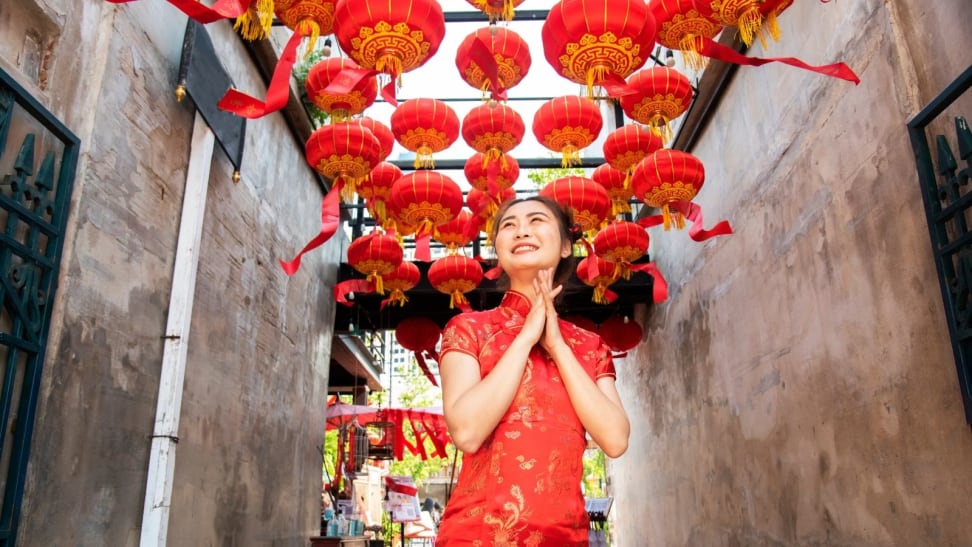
(611, 1), (972, 546)
(2, 1), (338, 545)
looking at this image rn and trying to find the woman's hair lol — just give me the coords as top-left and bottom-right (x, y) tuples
(488, 195), (582, 289)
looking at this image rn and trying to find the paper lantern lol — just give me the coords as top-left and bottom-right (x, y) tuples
(467, 186), (517, 237)
(305, 58), (377, 122)
(428, 255), (484, 309)
(461, 102), (525, 165)
(649, 0), (722, 70)
(391, 98), (460, 169)
(360, 162), (402, 226)
(351, 117), (395, 162)
(382, 260), (421, 307)
(274, 0), (337, 51)
(576, 255), (620, 304)
(619, 68), (694, 143)
(599, 315), (643, 352)
(593, 221), (649, 279)
(389, 171), (465, 236)
(602, 124), (664, 185)
(333, 0), (445, 91)
(464, 152), (520, 193)
(395, 316), (443, 386)
(346, 231), (404, 295)
(465, 0), (525, 22)
(564, 315), (599, 333)
(631, 149), (705, 230)
(692, 0), (767, 48)
(532, 96), (604, 167)
(539, 176), (611, 233)
(305, 122), (381, 201)
(542, 0), (657, 97)
(592, 163), (633, 218)
(433, 209), (480, 252)
(456, 27), (531, 99)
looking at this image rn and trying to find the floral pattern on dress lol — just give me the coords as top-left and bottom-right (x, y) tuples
(436, 291), (616, 547)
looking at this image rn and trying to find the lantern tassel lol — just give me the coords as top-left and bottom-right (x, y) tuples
(561, 144), (580, 168)
(415, 145), (435, 169)
(367, 272), (385, 295)
(586, 64), (611, 99)
(233, 0), (274, 41)
(296, 19), (321, 58)
(679, 35), (708, 72)
(763, 8), (783, 45)
(736, 6), (765, 48)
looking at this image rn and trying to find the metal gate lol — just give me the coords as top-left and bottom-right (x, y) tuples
(0, 68), (78, 545)
(908, 65), (972, 426)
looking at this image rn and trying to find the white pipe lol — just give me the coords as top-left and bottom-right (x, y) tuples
(140, 111), (214, 547)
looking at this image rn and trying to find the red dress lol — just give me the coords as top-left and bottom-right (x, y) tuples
(435, 291), (616, 547)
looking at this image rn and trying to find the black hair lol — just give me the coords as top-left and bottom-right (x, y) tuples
(488, 195), (582, 289)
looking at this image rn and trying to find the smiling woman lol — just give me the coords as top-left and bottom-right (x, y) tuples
(435, 196), (631, 546)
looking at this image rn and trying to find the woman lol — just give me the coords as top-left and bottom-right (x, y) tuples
(436, 196), (630, 546)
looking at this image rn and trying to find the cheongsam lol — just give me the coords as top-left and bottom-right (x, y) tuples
(435, 290), (616, 547)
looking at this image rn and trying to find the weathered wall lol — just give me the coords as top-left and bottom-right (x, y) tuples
(611, 1), (972, 546)
(1, 1), (338, 545)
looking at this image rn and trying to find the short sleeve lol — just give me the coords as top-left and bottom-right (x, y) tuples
(594, 340), (616, 380)
(440, 314), (481, 361)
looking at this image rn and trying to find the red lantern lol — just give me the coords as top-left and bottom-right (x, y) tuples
(649, 0), (723, 70)
(433, 209), (480, 252)
(360, 162), (402, 226)
(592, 221), (649, 280)
(602, 124), (664, 185)
(542, 0), (657, 97)
(564, 314), (599, 333)
(464, 0), (525, 22)
(346, 231), (404, 295)
(351, 117), (395, 162)
(631, 149), (705, 230)
(456, 27), (531, 99)
(428, 255), (484, 310)
(382, 260), (421, 307)
(391, 98), (460, 169)
(532, 96), (604, 167)
(539, 176), (611, 233)
(619, 68), (694, 143)
(467, 187), (516, 237)
(462, 102), (525, 165)
(599, 315), (643, 352)
(305, 122), (381, 201)
(591, 163), (633, 218)
(305, 58), (377, 122)
(692, 0), (767, 48)
(274, 0), (337, 51)
(333, 0), (445, 91)
(464, 152), (520, 193)
(395, 316), (442, 386)
(576, 255), (620, 304)
(389, 171), (465, 236)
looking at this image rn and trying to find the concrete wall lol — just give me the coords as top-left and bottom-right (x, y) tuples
(611, 1), (972, 546)
(1, 1), (339, 545)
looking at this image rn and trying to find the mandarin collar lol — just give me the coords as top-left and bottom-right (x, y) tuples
(499, 290), (532, 318)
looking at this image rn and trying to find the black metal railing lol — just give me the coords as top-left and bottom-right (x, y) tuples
(908, 64), (972, 426)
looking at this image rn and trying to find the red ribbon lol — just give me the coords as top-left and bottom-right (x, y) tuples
(106, 0), (249, 22)
(483, 264), (502, 280)
(279, 180), (343, 275)
(217, 29), (304, 118)
(697, 36), (860, 85)
(467, 35), (507, 101)
(628, 262), (669, 303)
(599, 72), (640, 98)
(324, 67), (399, 107)
(415, 350), (439, 387)
(414, 232), (432, 262)
(409, 413), (430, 461)
(637, 201), (733, 242)
(385, 476), (419, 497)
(334, 279), (374, 307)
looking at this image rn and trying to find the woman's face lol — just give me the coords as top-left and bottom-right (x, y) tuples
(494, 200), (572, 274)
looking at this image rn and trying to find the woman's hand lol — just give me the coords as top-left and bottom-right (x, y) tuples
(533, 268), (565, 353)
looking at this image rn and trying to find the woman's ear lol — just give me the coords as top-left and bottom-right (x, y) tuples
(561, 240), (572, 259)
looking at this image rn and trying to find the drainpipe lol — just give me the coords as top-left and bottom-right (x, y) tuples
(140, 111), (214, 547)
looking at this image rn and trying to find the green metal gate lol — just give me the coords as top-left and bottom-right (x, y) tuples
(908, 65), (972, 426)
(0, 67), (78, 545)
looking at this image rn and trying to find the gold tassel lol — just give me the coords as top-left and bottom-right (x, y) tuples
(233, 0), (274, 41)
(368, 272), (385, 295)
(736, 6), (765, 48)
(662, 203), (673, 231)
(340, 177), (359, 202)
(679, 35), (708, 72)
(415, 145), (435, 169)
(764, 9), (782, 44)
(585, 65), (611, 100)
(389, 289), (407, 306)
(296, 19), (321, 58)
(561, 144), (580, 168)
(593, 285), (607, 305)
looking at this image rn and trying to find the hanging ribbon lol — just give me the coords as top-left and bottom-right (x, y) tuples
(483, 264), (503, 280)
(279, 180), (343, 275)
(385, 476), (419, 497)
(423, 415), (449, 458)
(218, 29), (305, 118)
(324, 66), (398, 107)
(105, 0), (249, 23)
(467, 35), (507, 101)
(334, 279), (375, 307)
(415, 350), (439, 387)
(697, 36), (860, 85)
(627, 262), (669, 303)
(598, 72), (639, 98)
(637, 201), (733, 242)
(413, 232), (432, 262)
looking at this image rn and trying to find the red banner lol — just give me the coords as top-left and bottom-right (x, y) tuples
(279, 180), (343, 275)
